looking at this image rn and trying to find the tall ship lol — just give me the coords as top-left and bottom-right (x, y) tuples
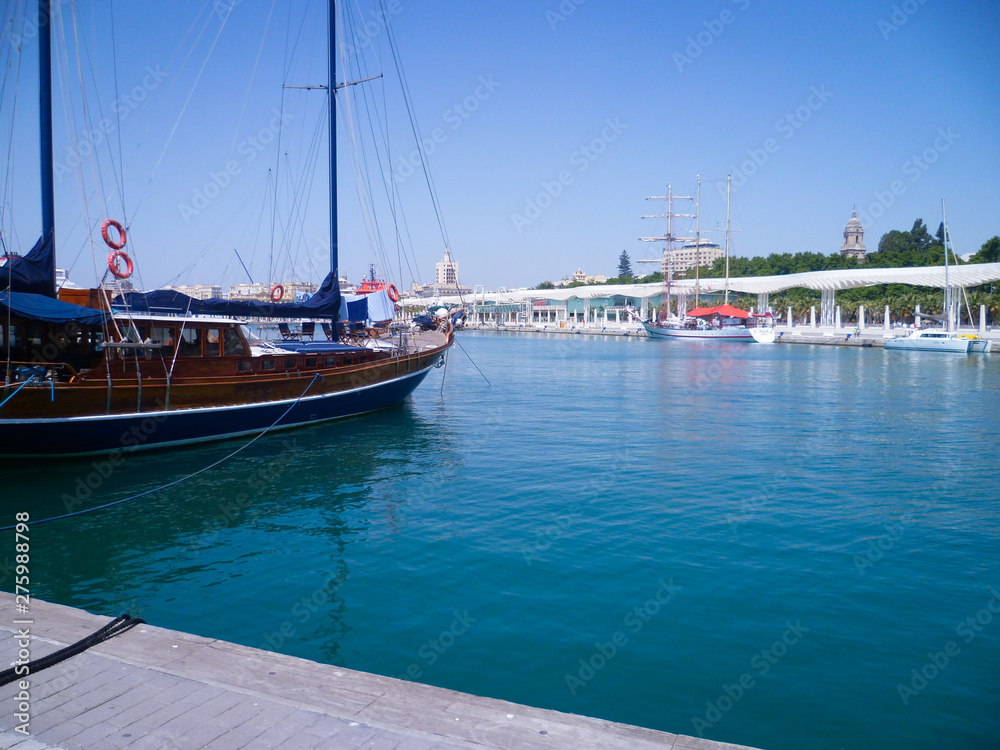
(639, 176), (774, 343)
(0, 0), (453, 457)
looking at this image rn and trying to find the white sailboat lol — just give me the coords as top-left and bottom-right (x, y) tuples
(885, 201), (989, 354)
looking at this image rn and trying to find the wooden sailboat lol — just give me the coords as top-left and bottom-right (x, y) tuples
(0, 0), (453, 457)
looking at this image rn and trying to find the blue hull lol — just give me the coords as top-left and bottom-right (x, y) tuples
(0, 368), (431, 458)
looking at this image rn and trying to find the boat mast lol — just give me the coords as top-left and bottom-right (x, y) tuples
(694, 175), (701, 307)
(39, 0), (56, 295)
(328, 0), (338, 280)
(724, 175), (731, 305)
(942, 198), (950, 332)
(640, 183), (694, 320)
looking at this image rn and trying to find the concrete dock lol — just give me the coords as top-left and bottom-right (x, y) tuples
(460, 323), (1000, 350)
(0, 594), (760, 750)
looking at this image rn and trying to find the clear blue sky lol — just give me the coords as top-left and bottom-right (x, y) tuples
(4, 0), (998, 291)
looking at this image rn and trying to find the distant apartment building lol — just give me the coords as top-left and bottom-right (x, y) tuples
(410, 248), (471, 297)
(229, 281), (318, 302)
(168, 284), (223, 300)
(670, 240), (723, 275)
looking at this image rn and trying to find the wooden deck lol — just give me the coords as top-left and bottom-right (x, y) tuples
(0, 594), (761, 750)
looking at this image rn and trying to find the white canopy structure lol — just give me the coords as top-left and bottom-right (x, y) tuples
(405, 262), (1000, 306)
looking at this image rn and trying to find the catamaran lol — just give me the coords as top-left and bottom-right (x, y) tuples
(0, 0), (453, 457)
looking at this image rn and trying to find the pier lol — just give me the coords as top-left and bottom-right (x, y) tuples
(0, 593), (760, 750)
(460, 323), (1000, 350)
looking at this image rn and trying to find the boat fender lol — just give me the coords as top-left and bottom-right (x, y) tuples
(101, 218), (127, 250)
(270, 284), (285, 302)
(107, 250), (133, 279)
(386, 284), (400, 302)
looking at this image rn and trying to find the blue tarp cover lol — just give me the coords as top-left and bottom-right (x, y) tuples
(0, 290), (109, 326)
(119, 272), (343, 324)
(1, 234), (56, 297)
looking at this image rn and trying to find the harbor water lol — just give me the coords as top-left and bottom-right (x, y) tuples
(3, 332), (999, 749)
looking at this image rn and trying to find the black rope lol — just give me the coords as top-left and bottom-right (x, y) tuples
(0, 614), (145, 687)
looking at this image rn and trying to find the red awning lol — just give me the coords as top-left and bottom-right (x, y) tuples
(686, 304), (750, 319)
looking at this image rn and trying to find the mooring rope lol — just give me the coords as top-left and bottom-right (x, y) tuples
(0, 373), (324, 531)
(0, 614), (145, 687)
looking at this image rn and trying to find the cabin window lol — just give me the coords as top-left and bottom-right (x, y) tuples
(237, 360), (252, 372)
(284, 357), (296, 369)
(261, 359), (275, 370)
(178, 327), (203, 357)
(344, 355), (354, 365)
(149, 326), (176, 353)
(305, 357), (317, 368)
(325, 356), (336, 367)
(205, 329), (222, 357)
(223, 328), (248, 356)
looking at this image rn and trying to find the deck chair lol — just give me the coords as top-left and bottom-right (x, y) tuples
(301, 321), (316, 340)
(321, 322), (335, 340)
(277, 322), (298, 340)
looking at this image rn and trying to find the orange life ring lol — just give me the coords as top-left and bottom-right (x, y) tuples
(270, 284), (285, 302)
(101, 218), (127, 250)
(386, 284), (400, 302)
(107, 250), (133, 279)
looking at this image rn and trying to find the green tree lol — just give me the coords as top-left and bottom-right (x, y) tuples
(970, 236), (1000, 264)
(535, 280), (555, 290)
(617, 250), (634, 279)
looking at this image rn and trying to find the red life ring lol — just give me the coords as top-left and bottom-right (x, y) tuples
(108, 250), (133, 279)
(270, 284), (285, 302)
(101, 218), (127, 250)
(386, 284), (400, 302)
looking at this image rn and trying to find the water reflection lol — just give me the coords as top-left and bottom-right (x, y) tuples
(0, 399), (457, 667)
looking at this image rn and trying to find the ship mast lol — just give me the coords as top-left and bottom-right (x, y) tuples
(39, 0), (56, 296)
(639, 184), (694, 320)
(694, 175), (701, 306)
(724, 175), (731, 304)
(328, 0), (338, 281)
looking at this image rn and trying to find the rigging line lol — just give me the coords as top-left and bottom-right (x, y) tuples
(0, 2), (25, 246)
(0, 373), (327, 532)
(52, 1), (100, 282)
(69, 1), (113, 243)
(131, 1), (233, 220)
(453, 336), (491, 386)
(269, 0), (311, 285)
(382, 0), (451, 252)
(108, 0), (126, 220)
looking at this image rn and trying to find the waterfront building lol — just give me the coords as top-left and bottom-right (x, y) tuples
(673, 240), (723, 275)
(167, 284), (223, 300)
(571, 269), (607, 285)
(841, 208), (866, 261)
(409, 247), (471, 297)
(229, 281), (318, 302)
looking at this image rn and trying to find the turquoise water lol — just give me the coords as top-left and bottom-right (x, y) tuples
(3, 333), (999, 749)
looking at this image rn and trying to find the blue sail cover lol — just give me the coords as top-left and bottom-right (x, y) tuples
(0, 234), (56, 297)
(0, 291), (109, 326)
(119, 272), (343, 322)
